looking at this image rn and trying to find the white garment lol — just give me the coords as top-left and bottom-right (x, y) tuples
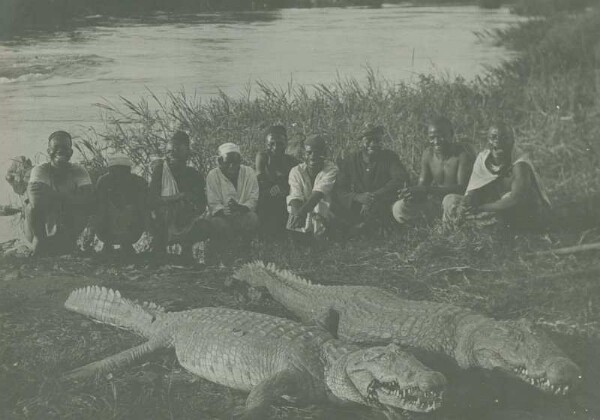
(286, 161), (338, 235)
(206, 165), (259, 215)
(466, 150), (551, 208)
(161, 160), (179, 197)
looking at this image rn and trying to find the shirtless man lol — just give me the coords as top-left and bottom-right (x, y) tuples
(393, 116), (474, 224)
(443, 123), (551, 230)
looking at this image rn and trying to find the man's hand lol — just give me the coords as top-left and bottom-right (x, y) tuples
(398, 186), (427, 201)
(355, 192), (375, 206)
(225, 198), (239, 216)
(460, 195), (476, 216)
(269, 185), (282, 197)
(360, 203), (372, 217)
(287, 214), (305, 229)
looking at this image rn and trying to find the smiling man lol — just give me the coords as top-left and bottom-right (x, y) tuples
(286, 134), (338, 238)
(393, 116), (474, 225)
(443, 122), (552, 230)
(25, 131), (94, 256)
(255, 125), (298, 237)
(335, 123), (409, 236)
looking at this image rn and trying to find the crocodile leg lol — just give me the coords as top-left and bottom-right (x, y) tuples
(238, 369), (312, 420)
(63, 337), (166, 382)
(314, 308), (340, 339)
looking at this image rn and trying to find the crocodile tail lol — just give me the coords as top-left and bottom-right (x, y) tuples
(65, 286), (163, 337)
(234, 260), (314, 290)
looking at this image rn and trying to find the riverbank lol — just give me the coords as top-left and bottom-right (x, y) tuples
(1, 5), (599, 420)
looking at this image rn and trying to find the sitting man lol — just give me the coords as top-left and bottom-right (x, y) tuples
(148, 131), (207, 258)
(443, 123), (552, 230)
(335, 124), (409, 235)
(287, 134), (338, 238)
(25, 130), (94, 256)
(255, 124), (298, 237)
(205, 142), (260, 246)
(393, 116), (474, 225)
(94, 154), (148, 255)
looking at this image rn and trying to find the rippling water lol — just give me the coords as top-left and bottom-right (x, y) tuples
(0, 5), (524, 239)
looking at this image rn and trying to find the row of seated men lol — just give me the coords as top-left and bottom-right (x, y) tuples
(19, 117), (551, 259)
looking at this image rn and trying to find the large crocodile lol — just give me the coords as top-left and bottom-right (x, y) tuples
(234, 262), (582, 396)
(64, 286), (447, 418)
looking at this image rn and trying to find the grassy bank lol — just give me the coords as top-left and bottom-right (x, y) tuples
(1, 4), (600, 420)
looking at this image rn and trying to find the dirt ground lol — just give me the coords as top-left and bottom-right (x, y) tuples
(1, 228), (599, 420)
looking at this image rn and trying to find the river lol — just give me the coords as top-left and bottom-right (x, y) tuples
(0, 4), (524, 240)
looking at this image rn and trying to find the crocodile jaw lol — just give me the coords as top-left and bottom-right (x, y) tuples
(461, 318), (582, 395)
(340, 344), (447, 413)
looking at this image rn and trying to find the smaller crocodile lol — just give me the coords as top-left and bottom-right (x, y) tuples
(64, 286), (447, 418)
(234, 262), (582, 396)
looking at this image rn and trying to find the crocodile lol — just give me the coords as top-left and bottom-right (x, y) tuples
(63, 286), (447, 418)
(233, 262), (582, 396)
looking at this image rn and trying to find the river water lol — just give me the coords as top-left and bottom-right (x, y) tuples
(0, 5), (524, 240)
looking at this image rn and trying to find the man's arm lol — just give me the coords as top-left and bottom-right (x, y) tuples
(479, 162), (532, 213)
(186, 168), (207, 212)
(373, 153), (408, 201)
(417, 148), (433, 187)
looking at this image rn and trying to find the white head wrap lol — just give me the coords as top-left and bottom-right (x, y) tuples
(107, 154), (133, 168)
(217, 142), (240, 158)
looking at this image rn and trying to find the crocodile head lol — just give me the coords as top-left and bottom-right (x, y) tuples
(339, 343), (446, 413)
(465, 318), (581, 395)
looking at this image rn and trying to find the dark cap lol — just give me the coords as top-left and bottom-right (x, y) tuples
(359, 123), (384, 140)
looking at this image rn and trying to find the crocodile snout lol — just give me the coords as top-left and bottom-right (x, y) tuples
(545, 357), (582, 389)
(418, 371), (447, 392)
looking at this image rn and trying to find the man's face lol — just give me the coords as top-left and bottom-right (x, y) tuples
(428, 124), (450, 155)
(304, 144), (325, 172)
(167, 141), (191, 165)
(363, 135), (383, 159)
(219, 152), (241, 179)
(488, 126), (512, 163)
(48, 137), (73, 169)
(266, 133), (287, 156)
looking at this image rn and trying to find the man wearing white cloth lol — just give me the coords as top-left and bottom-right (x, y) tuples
(205, 142), (259, 245)
(443, 123), (552, 230)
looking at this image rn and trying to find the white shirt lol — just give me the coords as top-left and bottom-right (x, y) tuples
(206, 165), (259, 215)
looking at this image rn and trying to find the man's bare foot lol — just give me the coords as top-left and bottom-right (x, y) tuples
(31, 237), (48, 257)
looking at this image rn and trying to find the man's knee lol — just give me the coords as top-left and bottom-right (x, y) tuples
(442, 194), (465, 225)
(442, 194), (463, 211)
(392, 199), (411, 224)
